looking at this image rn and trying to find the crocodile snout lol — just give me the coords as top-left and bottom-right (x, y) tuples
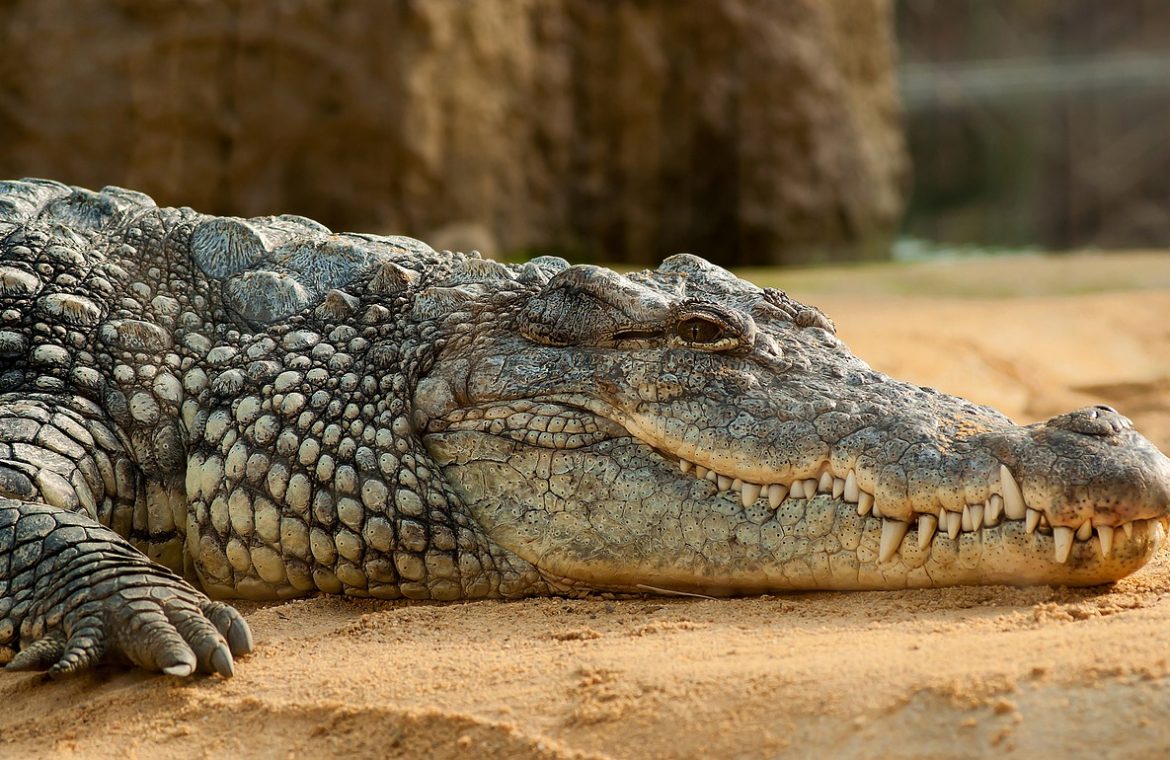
(1005, 407), (1170, 536)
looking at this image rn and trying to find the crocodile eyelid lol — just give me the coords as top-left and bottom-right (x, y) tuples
(611, 327), (664, 343)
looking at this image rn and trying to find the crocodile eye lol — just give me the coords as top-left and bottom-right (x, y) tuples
(676, 316), (724, 345)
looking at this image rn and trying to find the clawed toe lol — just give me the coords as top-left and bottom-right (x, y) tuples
(202, 601), (254, 657)
(209, 643), (234, 677)
(6, 634), (65, 672)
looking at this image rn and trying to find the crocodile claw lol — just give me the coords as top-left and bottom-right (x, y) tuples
(1, 504), (252, 679)
(6, 586), (252, 679)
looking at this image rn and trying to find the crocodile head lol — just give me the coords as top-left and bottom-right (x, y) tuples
(420, 254), (1170, 593)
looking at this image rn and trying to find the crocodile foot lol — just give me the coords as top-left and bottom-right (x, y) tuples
(1, 502), (253, 678)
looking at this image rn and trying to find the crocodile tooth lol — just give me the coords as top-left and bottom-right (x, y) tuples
(804, 479), (819, 497)
(946, 511), (961, 540)
(717, 475), (733, 491)
(857, 491), (874, 516)
(844, 471), (859, 502)
(832, 477), (846, 499)
(1000, 465), (1026, 519)
(679, 460), (693, 475)
(741, 483), (761, 507)
(1054, 526), (1074, 563)
(1075, 520), (1092, 541)
(961, 505), (973, 532)
(879, 519), (910, 562)
(918, 514), (938, 549)
(705, 469), (718, 483)
(1153, 520), (1166, 544)
(767, 483), (788, 508)
(818, 472), (834, 493)
(1025, 508), (1041, 534)
(1097, 525), (1114, 558)
(789, 480), (805, 499)
(731, 478), (744, 492)
(986, 494), (1003, 523)
(970, 503), (984, 531)
(1123, 522), (1134, 539)
(695, 466), (709, 480)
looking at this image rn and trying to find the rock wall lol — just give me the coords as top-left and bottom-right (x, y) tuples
(0, 0), (906, 265)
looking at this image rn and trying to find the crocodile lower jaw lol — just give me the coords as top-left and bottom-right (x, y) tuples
(674, 456), (1168, 566)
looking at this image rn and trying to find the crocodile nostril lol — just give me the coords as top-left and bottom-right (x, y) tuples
(1049, 406), (1132, 437)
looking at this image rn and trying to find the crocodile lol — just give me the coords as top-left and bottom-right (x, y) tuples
(1, 179), (1168, 679)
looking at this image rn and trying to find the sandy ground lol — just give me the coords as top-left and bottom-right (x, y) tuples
(4, 252), (1170, 759)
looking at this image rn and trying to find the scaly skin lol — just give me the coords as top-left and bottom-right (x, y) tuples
(1, 179), (1168, 678)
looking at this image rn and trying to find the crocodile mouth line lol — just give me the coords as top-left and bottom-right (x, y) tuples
(670, 455), (1168, 565)
(428, 399), (1168, 565)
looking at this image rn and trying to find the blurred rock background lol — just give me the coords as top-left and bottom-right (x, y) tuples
(899, 0), (1170, 251)
(2, 1), (1168, 266)
(0, 0), (905, 266)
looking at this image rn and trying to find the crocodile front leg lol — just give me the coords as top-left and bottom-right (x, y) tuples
(0, 398), (251, 677)
(0, 500), (251, 677)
